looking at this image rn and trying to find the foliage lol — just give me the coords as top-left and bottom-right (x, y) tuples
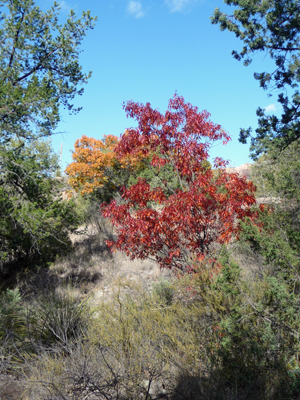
(0, 138), (79, 268)
(0, 287), (33, 374)
(218, 142), (300, 396)
(31, 285), (93, 351)
(208, 250), (300, 398)
(152, 278), (175, 306)
(0, 0), (96, 144)
(211, 0), (300, 158)
(240, 209), (300, 283)
(0, 0), (95, 269)
(66, 133), (183, 203)
(24, 279), (214, 400)
(0, 284), (94, 365)
(66, 134), (147, 202)
(251, 140), (300, 201)
(24, 263), (300, 399)
(128, 159), (183, 195)
(247, 141), (300, 285)
(0, 288), (27, 343)
(102, 94), (260, 272)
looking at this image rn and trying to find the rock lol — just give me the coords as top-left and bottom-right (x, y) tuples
(226, 163), (252, 179)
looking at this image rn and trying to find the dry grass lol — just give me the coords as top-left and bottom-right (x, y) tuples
(0, 199), (274, 400)
(227, 241), (265, 280)
(47, 210), (173, 302)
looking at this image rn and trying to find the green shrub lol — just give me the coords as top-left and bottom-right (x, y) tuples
(0, 289), (25, 341)
(23, 250), (300, 399)
(152, 278), (175, 305)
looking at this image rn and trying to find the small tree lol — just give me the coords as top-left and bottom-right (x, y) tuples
(102, 94), (260, 272)
(0, 0), (96, 267)
(0, 139), (79, 267)
(67, 133), (183, 203)
(66, 134), (147, 201)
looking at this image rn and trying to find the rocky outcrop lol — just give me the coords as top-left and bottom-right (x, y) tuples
(226, 163), (252, 179)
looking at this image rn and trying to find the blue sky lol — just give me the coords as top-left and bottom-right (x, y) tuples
(40, 0), (281, 170)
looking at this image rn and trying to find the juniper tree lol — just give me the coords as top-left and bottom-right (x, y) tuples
(0, 0), (96, 267)
(212, 0), (300, 158)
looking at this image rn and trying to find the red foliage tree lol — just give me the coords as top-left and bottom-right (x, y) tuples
(102, 94), (259, 272)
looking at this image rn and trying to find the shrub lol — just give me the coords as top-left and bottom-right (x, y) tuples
(30, 285), (93, 351)
(152, 278), (175, 306)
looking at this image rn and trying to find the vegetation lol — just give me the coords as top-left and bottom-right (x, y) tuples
(212, 0), (300, 158)
(0, 138), (79, 270)
(102, 95), (260, 272)
(66, 133), (183, 202)
(3, 255), (300, 399)
(0, 0), (96, 271)
(66, 134), (149, 202)
(0, 0), (95, 143)
(0, 0), (300, 399)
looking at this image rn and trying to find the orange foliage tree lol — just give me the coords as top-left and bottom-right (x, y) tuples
(66, 134), (146, 199)
(101, 94), (261, 272)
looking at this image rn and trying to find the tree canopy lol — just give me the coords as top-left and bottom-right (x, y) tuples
(212, 0), (300, 158)
(102, 95), (260, 272)
(0, 0), (96, 144)
(0, 0), (96, 268)
(66, 134), (148, 201)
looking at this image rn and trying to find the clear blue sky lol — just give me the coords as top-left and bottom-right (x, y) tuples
(40, 0), (281, 170)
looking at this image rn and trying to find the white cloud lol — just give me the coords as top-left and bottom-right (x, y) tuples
(165, 0), (195, 12)
(264, 103), (277, 113)
(127, 1), (145, 18)
(57, 1), (73, 12)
